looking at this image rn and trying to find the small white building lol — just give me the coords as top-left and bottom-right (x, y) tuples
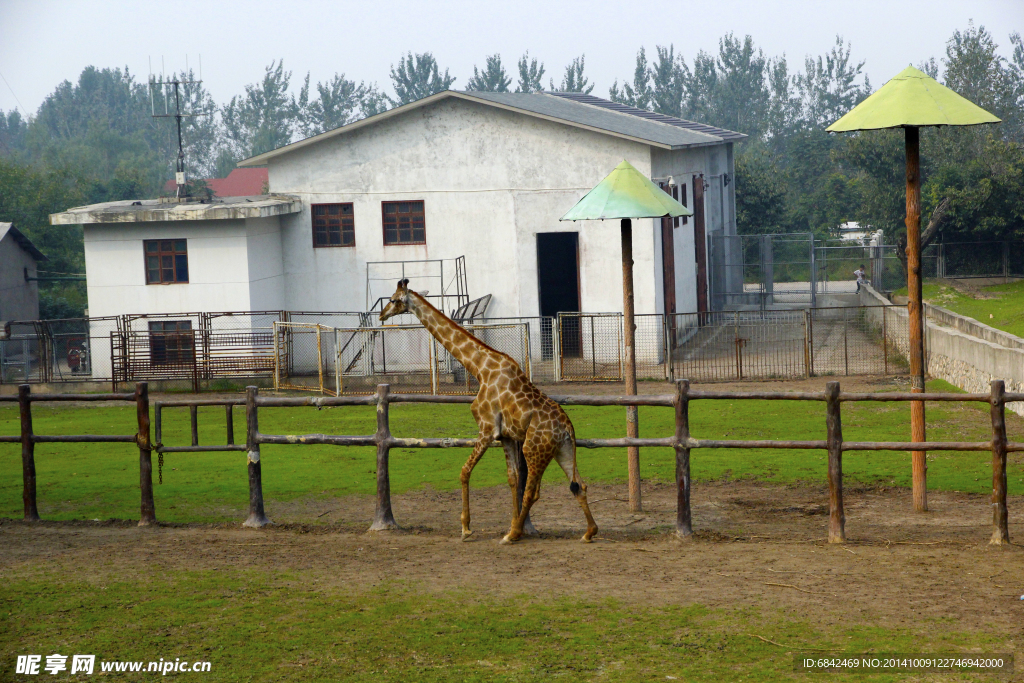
(0, 222), (46, 322)
(52, 91), (744, 325)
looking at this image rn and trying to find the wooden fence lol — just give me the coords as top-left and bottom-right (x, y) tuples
(2, 381), (1020, 545)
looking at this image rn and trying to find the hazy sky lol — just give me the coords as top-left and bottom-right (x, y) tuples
(1, 0), (1022, 116)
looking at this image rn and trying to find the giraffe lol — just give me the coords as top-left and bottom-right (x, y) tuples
(380, 279), (598, 543)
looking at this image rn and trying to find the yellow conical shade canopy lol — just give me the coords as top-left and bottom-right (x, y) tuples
(560, 160), (692, 221)
(828, 65), (1001, 132)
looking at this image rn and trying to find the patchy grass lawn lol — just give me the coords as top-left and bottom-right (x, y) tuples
(1, 380), (1021, 523)
(1, 569), (1012, 683)
(904, 280), (1024, 338)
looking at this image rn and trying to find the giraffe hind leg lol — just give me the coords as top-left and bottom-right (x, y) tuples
(556, 440), (598, 542)
(501, 466), (542, 544)
(502, 438), (538, 536)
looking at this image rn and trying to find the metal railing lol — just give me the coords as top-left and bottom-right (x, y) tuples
(670, 305), (908, 381)
(3, 380), (1018, 546)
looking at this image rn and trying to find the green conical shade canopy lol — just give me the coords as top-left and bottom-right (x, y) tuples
(828, 65), (1001, 132)
(560, 160), (693, 221)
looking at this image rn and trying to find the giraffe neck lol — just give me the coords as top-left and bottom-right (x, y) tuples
(406, 292), (495, 377)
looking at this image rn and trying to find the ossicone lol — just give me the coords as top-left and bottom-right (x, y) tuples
(398, 278), (410, 289)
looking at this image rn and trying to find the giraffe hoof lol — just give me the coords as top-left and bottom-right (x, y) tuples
(461, 530), (473, 541)
(500, 534), (518, 545)
(523, 522), (539, 537)
(581, 535), (594, 543)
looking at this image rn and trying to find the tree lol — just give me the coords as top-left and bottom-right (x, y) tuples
(734, 149), (789, 234)
(221, 60), (298, 161)
(794, 36), (871, 130)
(466, 55), (511, 92)
(609, 47), (652, 110)
(515, 52), (546, 93)
(679, 50), (717, 122)
(714, 34), (771, 138)
(943, 22), (1021, 141)
(297, 73), (381, 137)
(0, 110), (28, 155)
(551, 55), (594, 94)
(388, 52), (455, 106)
(651, 45), (683, 117)
(0, 157), (90, 317)
(765, 55), (800, 151)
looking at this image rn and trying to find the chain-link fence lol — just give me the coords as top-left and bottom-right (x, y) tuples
(6, 303), (911, 392)
(669, 305), (907, 381)
(922, 241), (1024, 280)
(272, 321), (532, 395)
(1, 317), (121, 386)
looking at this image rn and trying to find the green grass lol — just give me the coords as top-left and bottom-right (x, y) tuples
(898, 280), (1024, 338)
(1, 569), (1011, 682)
(1, 380), (1021, 523)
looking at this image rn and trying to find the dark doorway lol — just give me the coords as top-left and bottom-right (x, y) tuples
(537, 232), (581, 359)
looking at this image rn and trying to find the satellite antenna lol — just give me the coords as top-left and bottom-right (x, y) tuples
(148, 55), (212, 200)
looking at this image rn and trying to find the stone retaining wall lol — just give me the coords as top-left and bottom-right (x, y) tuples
(859, 285), (1024, 416)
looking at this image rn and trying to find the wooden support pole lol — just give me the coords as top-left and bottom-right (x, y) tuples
(906, 126), (928, 512)
(136, 382), (156, 526)
(369, 383), (398, 531)
(675, 379), (692, 539)
(18, 384), (40, 521)
(825, 381), (846, 544)
(989, 380), (1010, 545)
(621, 218), (642, 513)
(243, 386), (270, 527)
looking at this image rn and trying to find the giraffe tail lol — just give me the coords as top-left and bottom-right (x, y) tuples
(565, 426), (584, 495)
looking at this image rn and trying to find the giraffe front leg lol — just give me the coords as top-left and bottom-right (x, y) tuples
(460, 436), (491, 540)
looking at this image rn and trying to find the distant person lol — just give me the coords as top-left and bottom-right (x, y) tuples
(854, 265), (866, 292)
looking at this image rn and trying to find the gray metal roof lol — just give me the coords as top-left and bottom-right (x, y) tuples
(49, 195), (302, 225)
(239, 90), (745, 166)
(0, 222), (47, 261)
(546, 92), (748, 143)
(463, 91), (744, 147)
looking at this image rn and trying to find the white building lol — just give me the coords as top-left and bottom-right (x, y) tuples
(52, 91), (744, 325)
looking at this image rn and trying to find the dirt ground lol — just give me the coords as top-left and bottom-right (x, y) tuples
(3, 479), (1022, 641)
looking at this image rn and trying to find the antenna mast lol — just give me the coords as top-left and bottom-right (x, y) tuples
(149, 56), (210, 200)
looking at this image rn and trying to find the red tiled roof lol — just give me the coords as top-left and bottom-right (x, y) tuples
(163, 168), (269, 197)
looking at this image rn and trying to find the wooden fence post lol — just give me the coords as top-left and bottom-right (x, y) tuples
(225, 404), (234, 445)
(825, 381), (846, 543)
(189, 405), (199, 446)
(136, 382), (156, 526)
(18, 384), (40, 522)
(675, 379), (692, 539)
(989, 380), (1010, 545)
(369, 383), (398, 531)
(243, 386), (270, 527)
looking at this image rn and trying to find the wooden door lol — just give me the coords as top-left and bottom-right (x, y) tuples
(692, 174), (709, 314)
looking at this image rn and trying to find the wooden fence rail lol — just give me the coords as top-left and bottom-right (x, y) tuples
(2, 381), (1020, 545)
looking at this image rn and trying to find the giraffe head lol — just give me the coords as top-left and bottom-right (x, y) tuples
(379, 278), (411, 322)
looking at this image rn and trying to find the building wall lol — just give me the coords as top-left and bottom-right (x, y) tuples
(82, 217), (283, 317)
(649, 146), (732, 316)
(269, 98), (669, 318)
(0, 235), (40, 321)
(244, 216), (286, 311)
